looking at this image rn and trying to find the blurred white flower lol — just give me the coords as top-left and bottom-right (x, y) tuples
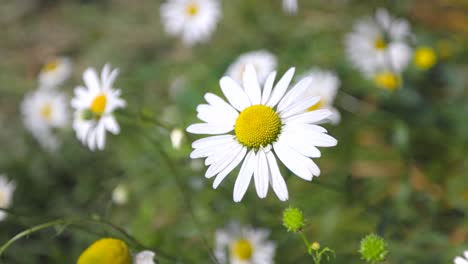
(134, 250), (156, 264)
(170, 128), (184, 149)
(112, 184), (129, 205)
(160, 0), (221, 46)
(225, 50), (277, 85)
(21, 88), (68, 151)
(187, 64), (337, 202)
(38, 57), (73, 89)
(0, 175), (15, 221)
(215, 222), (275, 264)
(71, 64), (126, 151)
(455, 251), (468, 264)
(345, 8), (413, 76)
(298, 68), (341, 124)
(282, 0), (298, 15)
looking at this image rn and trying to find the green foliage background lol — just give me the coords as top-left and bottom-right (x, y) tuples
(0, 0), (468, 263)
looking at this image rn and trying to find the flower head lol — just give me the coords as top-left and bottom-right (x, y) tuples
(282, 0), (298, 15)
(187, 64), (337, 202)
(21, 88), (68, 151)
(71, 64), (126, 151)
(359, 234), (389, 263)
(225, 50), (277, 85)
(160, 0), (221, 45)
(170, 128), (184, 150)
(345, 8), (413, 77)
(78, 238), (132, 264)
(215, 222), (275, 264)
(112, 184), (129, 205)
(414, 46), (437, 70)
(455, 251), (468, 264)
(134, 250), (156, 264)
(38, 57), (72, 89)
(0, 175), (15, 221)
(282, 207), (304, 232)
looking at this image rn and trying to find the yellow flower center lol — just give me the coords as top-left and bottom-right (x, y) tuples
(307, 99), (324, 111)
(90, 94), (107, 115)
(231, 239), (253, 260)
(186, 2), (199, 16)
(40, 103), (53, 120)
(235, 104), (281, 149)
(374, 72), (401, 91)
(374, 37), (387, 50)
(43, 60), (59, 73)
(414, 46), (437, 70)
(77, 238), (131, 264)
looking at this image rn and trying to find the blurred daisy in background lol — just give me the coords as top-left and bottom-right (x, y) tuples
(187, 64), (337, 202)
(160, 0), (221, 46)
(414, 46), (437, 70)
(77, 238), (155, 264)
(0, 174), (15, 221)
(215, 222), (275, 264)
(21, 89), (69, 151)
(298, 68), (341, 124)
(225, 50), (277, 85)
(345, 8), (413, 77)
(71, 64), (126, 151)
(112, 183), (129, 205)
(282, 0), (298, 15)
(373, 70), (401, 91)
(455, 251), (468, 264)
(38, 57), (73, 89)
(170, 128), (184, 150)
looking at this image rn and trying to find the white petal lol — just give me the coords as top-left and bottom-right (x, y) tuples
(277, 77), (312, 112)
(266, 67), (295, 107)
(219, 77), (251, 111)
(187, 123), (233, 135)
(266, 151), (288, 201)
(455, 257), (468, 264)
(274, 140), (319, 180)
(242, 64), (261, 105)
(204, 93), (239, 117)
(87, 127), (97, 151)
(281, 131), (321, 158)
(213, 147), (247, 188)
(233, 150), (256, 202)
(261, 71), (277, 104)
(83, 68), (100, 93)
(192, 135), (234, 149)
(103, 116), (120, 134)
(280, 96), (320, 119)
(196, 105), (236, 125)
(254, 150), (269, 198)
(284, 109), (332, 124)
(96, 122), (106, 150)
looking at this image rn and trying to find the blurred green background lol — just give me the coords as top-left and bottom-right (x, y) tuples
(1, 0), (468, 263)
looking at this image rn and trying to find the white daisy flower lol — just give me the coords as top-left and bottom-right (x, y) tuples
(38, 57), (73, 89)
(170, 128), (184, 150)
(134, 250), (156, 264)
(345, 8), (413, 76)
(225, 50), (277, 85)
(160, 0), (221, 46)
(71, 64), (126, 151)
(297, 68), (341, 124)
(187, 64), (337, 202)
(455, 251), (468, 264)
(112, 184), (129, 205)
(215, 222), (275, 264)
(282, 0), (298, 15)
(0, 175), (16, 221)
(21, 88), (69, 151)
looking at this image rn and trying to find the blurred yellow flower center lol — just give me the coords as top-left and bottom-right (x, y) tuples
(235, 104), (281, 149)
(231, 239), (253, 260)
(374, 72), (401, 91)
(186, 3), (199, 16)
(91, 94), (107, 115)
(414, 46), (437, 70)
(77, 238), (131, 264)
(40, 103), (53, 120)
(43, 60), (59, 72)
(308, 99), (324, 111)
(374, 37), (387, 50)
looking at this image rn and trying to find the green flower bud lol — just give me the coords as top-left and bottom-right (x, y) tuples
(359, 233), (389, 263)
(282, 207), (304, 233)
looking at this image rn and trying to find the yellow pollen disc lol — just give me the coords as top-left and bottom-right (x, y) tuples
(77, 238), (131, 264)
(40, 103), (53, 120)
(307, 99), (324, 111)
(235, 104), (281, 149)
(90, 94), (107, 115)
(231, 239), (253, 260)
(374, 37), (387, 50)
(43, 60), (59, 73)
(186, 3), (199, 16)
(414, 46), (437, 70)
(374, 72), (401, 91)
